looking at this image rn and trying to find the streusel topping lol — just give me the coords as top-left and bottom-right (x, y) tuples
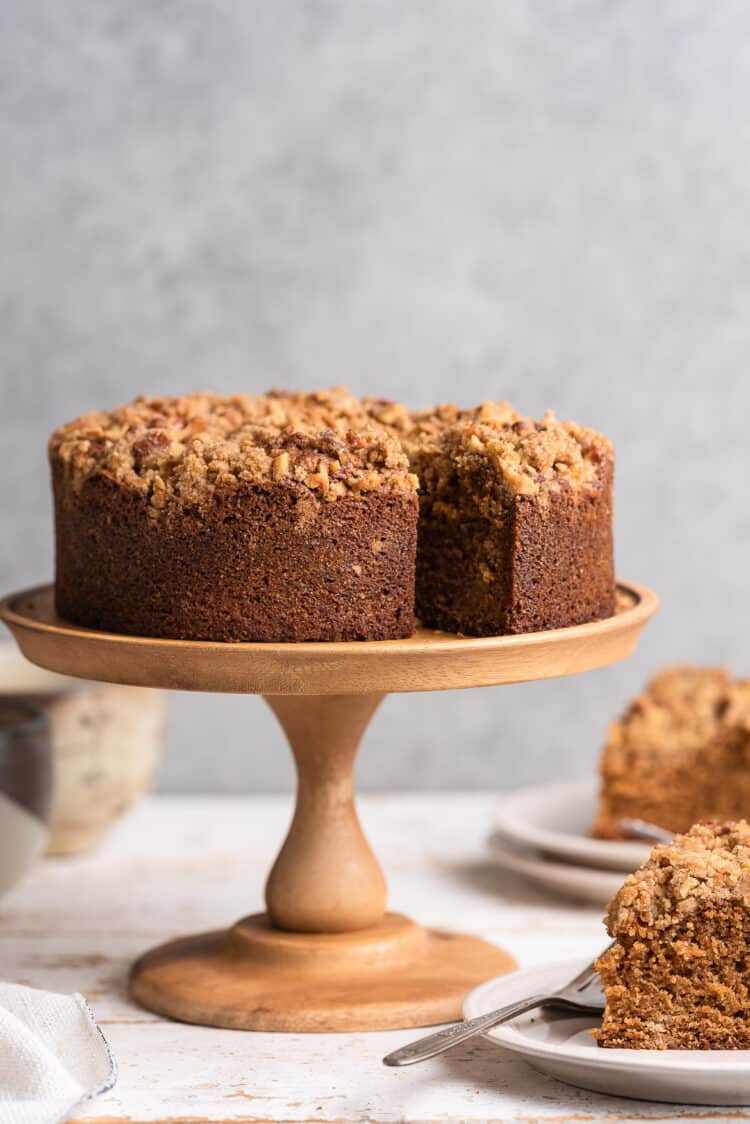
(50, 393), (418, 510)
(50, 389), (610, 512)
(605, 667), (750, 762)
(362, 398), (519, 459)
(436, 412), (612, 497)
(405, 401), (518, 460)
(606, 821), (750, 938)
(267, 386), (372, 430)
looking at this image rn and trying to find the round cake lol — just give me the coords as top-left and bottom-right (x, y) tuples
(49, 388), (615, 642)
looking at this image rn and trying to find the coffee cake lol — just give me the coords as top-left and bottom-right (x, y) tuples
(597, 820), (750, 1048)
(50, 389), (615, 642)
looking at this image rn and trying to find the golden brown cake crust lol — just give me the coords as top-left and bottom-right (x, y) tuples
(593, 667), (750, 839)
(52, 462), (418, 642)
(596, 821), (750, 1049)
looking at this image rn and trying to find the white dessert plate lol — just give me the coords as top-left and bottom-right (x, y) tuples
(494, 779), (650, 872)
(487, 832), (623, 905)
(465, 961), (750, 1105)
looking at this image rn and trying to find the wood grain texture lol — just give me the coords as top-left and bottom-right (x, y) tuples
(129, 911), (516, 1032)
(0, 582), (657, 695)
(264, 694), (387, 932)
(130, 692), (514, 1031)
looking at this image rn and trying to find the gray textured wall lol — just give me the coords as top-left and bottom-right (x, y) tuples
(1, 1), (747, 792)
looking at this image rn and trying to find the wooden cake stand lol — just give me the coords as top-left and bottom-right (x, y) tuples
(1, 581), (657, 1033)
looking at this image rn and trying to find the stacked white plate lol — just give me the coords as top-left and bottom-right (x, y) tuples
(488, 778), (650, 905)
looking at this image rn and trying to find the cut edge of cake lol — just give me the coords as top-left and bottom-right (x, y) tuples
(413, 410), (615, 635)
(596, 819), (750, 1049)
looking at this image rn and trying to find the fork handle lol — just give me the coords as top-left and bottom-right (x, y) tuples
(382, 992), (549, 1067)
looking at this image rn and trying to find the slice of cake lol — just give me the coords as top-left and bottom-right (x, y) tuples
(50, 393), (419, 642)
(593, 667), (750, 839)
(413, 411), (615, 635)
(596, 821), (750, 1049)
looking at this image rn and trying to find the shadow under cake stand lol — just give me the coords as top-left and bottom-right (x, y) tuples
(0, 581), (657, 1033)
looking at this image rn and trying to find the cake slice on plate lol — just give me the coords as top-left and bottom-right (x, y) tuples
(596, 820), (750, 1048)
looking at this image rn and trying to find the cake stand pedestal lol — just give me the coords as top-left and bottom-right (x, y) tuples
(1, 582), (657, 1032)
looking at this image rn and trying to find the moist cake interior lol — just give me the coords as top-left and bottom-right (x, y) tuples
(597, 820), (750, 1049)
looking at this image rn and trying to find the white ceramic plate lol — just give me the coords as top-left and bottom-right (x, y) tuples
(465, 961), (750, 1105)
(494, 779), (650, 872)
(487, 832), (624, 905)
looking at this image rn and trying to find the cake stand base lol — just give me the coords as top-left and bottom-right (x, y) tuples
(129, 911), (515, 1032)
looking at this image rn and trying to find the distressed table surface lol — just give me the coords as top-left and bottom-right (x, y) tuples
(0, 794), (733, 1124)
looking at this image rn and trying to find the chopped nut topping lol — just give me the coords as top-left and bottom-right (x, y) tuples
(306, 459), (331, 497)
(272, 452), (290, 480)
(605, 820), (750, 940)
(434, 412), (612, 499)
(49, 390), (418, 511)
(49, 388), (609, 516)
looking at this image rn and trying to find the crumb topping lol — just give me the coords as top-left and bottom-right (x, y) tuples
(605, 667), (750, 763)
(49, 393), (418, 510)
(267, 385), (372, 429)
(606, 820), (750, 938)
(361, 396), (414, 432)
(431, 411), (612, 499)
(50, 389), (611, 513)
(362, 398), (519, 459)
(406, 401), (518, 460)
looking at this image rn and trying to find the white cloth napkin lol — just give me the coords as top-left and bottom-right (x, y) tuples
(0, 983), (116, 1124)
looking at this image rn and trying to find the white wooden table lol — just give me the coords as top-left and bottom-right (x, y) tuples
(0, 794), (719, 1123)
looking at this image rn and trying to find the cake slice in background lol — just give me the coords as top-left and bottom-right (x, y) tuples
(593, 667), (750, 839)
(596, 821), (750, 1048)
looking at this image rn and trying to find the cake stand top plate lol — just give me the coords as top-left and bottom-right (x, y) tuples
(0, 582), (657, 696)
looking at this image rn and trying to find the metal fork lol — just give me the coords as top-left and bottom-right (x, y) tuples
(382, 952), (608, 1066)
(617, 817), (672, 844)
